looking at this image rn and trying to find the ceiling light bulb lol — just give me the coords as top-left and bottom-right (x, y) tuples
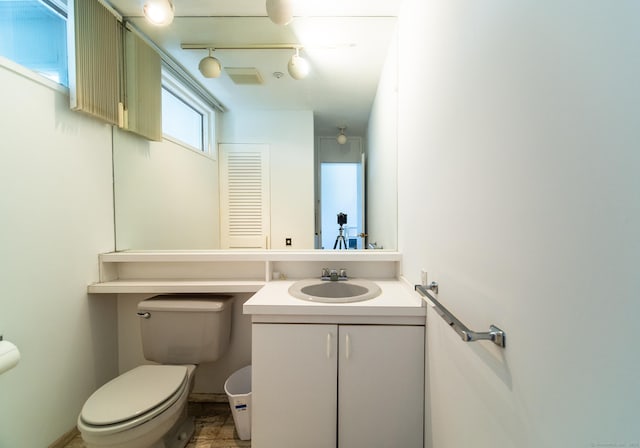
(199, 51), (222, 78)
(288, 53), (309, 80)
(337, 127), (347, 145)
(143, 0), (174, 26)
(266, 0), (293, 26)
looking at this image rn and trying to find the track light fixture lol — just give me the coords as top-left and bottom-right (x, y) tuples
(182, 44), (310, 81)
(287, 48), (309, 80)
(198, 49), (222, 78)
(266, 0), (293, 26)
(143, 0), (174, 26)
(337, 127), (347, 145)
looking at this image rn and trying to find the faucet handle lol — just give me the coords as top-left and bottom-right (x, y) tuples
(339, 269), (348, 279)
(321, 268), (329, 278)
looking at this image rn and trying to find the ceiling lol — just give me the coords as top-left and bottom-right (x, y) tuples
(106, 0), (401, 137)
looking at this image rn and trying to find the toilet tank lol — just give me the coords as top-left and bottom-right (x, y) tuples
(138, 295), (233, 364)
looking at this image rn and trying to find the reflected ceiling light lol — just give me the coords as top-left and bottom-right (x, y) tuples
(337, 127), (347, 145)
(143, 0), (174, 26)
(266, 0), (293, 26)
(182, 43), (309, 81)
(199, 49), (222, 78)
(288, 48), (309, 80)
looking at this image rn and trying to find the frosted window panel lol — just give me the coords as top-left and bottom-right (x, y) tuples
(162, 87), (204, 151)
(0, 0), (68, 85)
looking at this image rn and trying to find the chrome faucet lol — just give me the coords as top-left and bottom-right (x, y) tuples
(321, 268), (348, 281)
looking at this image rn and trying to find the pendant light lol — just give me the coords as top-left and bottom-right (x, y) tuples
(287, 48), (309, 80)
(199, 49), (222, 78)
(266, 0), (293, 26)
(143, 0), (174, 26)
(337, 127), (347, 145)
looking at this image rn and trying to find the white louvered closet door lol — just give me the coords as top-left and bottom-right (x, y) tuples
(219, 144), (270, 249)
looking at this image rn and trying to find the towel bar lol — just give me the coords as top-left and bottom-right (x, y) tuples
(415, 284), (506, 348)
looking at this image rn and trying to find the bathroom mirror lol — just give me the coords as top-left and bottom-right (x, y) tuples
(109, 8), (399, 251)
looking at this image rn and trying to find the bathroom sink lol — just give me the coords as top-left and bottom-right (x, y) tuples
(288, 279), (381, 303)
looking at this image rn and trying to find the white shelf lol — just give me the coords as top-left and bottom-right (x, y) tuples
(88, 279), (265, 294)
(89, 250), (402, 295)
(100, 250), (402, 263)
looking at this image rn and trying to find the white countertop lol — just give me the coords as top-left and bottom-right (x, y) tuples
(243, 278), (426, 324)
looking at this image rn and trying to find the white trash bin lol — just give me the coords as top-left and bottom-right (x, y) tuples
(224, 365), (252, 441)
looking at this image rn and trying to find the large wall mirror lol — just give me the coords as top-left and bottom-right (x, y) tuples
(109, 4), (399, 251)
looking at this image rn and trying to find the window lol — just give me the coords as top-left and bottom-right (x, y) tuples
(161, 69), (217, 157)
(0, 0), (68, 86)
(162, 87), (204, 150)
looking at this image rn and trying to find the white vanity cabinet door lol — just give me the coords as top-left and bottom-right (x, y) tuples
(252, 323), (338, 448)
(338, 325), (424, 448)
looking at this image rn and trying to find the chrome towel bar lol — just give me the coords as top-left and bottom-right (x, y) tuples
(415, 284), (506, 348)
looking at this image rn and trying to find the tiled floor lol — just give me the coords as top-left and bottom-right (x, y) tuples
(64, 401), (251, 448)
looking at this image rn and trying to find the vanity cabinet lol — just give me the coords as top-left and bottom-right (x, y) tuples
(252, 323), (424, 448)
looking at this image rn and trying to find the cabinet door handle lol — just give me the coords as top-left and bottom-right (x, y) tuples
(326, 333), (332, 359)
(345, 333), (351, 360)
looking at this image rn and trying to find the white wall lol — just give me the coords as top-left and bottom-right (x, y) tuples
(115, 108), (315, 250)
(366, 31), (398, 251)
(0, 61), (118, 446)
(391, 1), (640, 447)
(317, 136), (363, 164)
(114, 131), (220, 250)
(220, 109), (315, 249)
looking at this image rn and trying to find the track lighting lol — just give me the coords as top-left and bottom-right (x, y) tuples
(182, 44), (310, 82)
(266, 0), (293, 26)
(287, 48), (309, 80)
(143, 0), (174, 26)
(198, 49), (222, 78)
(337, 127), (347, 145)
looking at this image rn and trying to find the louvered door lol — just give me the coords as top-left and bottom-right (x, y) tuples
(219, 144), (270, 248)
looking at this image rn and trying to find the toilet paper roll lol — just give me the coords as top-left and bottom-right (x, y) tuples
(0, 340), (21, 375)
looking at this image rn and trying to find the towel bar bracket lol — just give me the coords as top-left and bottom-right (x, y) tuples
(461, 325), (505, 346)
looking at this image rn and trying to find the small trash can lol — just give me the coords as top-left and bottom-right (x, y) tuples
(224, 365), (252, 441)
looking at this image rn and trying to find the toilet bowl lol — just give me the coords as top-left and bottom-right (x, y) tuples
(78, 295), (232, 448)
(78, 365), (195, 448)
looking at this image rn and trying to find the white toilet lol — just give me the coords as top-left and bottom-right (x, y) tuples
(77, 295), (233, 448)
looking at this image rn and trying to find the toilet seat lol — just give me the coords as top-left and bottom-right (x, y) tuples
(79, 365), (189, 436)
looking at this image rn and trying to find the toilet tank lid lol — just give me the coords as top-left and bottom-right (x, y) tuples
(138, 295), (232, 312)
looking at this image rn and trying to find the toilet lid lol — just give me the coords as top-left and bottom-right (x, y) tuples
(81, 365), (188, 426)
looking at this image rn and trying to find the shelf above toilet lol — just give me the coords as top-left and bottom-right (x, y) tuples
(87, 250), (402, 295)
(87, 279), (266, 294)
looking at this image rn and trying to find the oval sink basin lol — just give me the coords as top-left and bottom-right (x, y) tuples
(288, 279), (381, 303)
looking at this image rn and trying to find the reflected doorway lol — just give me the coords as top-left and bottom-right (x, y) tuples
(319, 162), (364, 249)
